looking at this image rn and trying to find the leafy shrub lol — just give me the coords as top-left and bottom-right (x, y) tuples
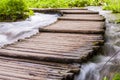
(26, 0), (120, 13)
(89, 0), (104, 6)
(103, 0), (120, 13)
(0, 0), (33, 21)
(68, 0), (90, 7)
(113, 73), (120, 80)
(103, 73), (120, 80)
(103, 76), (109, 80)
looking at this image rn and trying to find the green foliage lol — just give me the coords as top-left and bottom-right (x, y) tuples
(103, 0), (120, 13)
(115, 19), (120, 24)
(25, 0), (106, 8)
(25, 0), (120, 13)
(0, 0), (33, 21)
(68, 0), (90, 7)
(26, 0), (92, 8)
(89, 0), (104, 6)
(103, 76), (109, 80)
(103, 73), (120, 80)
(113, 73), (120, 80)
(26, 0), (70, 8)
(0, 0), (120, 22)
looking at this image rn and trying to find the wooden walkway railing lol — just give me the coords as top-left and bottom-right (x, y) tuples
(0, 8), (105, 80)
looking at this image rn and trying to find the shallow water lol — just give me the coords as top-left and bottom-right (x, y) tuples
(0, 13), (58, 47)
(75, 6), (120, 80)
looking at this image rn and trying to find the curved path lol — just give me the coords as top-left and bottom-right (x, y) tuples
(0, 8), (105, 80)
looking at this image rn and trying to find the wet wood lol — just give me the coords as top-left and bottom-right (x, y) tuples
(0, 8), (105, 80)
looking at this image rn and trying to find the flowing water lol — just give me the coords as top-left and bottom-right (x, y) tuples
(75, 6), (120, 80)
(0, 13), (58, 47)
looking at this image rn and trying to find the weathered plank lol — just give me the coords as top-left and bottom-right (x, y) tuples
(0, 56), (80, 80)
(58, 14), (105, 21)
(0, 33), (103, 63)
(39, 20), (105, 34)
(61, 10), (99, 14)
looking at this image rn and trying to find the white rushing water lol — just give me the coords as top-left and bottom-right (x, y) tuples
(75, 6), (120, 80)
(0, 13), (58, 47)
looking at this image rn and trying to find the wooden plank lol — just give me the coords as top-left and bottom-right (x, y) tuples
(31, 8), (88, 13)
(58, 14), (105, 21)
(0, 48), (92, 63)
(0, 33), (103, 63)
(31, 8), (98, 14)
(0, 56), (80, 80)
(39, 21), (105, 34)
(61, 10), (99, 14)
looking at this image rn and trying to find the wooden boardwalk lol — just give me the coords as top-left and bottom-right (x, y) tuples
(0, 9), (105, 80)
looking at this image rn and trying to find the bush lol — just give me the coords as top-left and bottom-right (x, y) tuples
(113, 73), (120, 80)
(68, 0), (90, 7)
(103, 0), (120, 13)
(0, 0), (33, 21)
(25, 0), (120, 13)
(103, 73), (120, 80)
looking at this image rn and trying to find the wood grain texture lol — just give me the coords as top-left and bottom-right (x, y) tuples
(0, 56), (79, 80)
(0, 33), (103, 63)
(39, 20), (105, 34)
(61, 10), (99, 14)
(58, 14), (105, 21)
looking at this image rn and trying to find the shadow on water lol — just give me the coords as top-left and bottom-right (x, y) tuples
(75, 6), (120, 80)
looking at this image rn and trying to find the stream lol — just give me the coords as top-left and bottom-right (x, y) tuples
(75, 6), (120, 80)
(0, 13), (58, 47)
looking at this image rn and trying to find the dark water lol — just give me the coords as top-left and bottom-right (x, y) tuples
(75, 6), (120, 80)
